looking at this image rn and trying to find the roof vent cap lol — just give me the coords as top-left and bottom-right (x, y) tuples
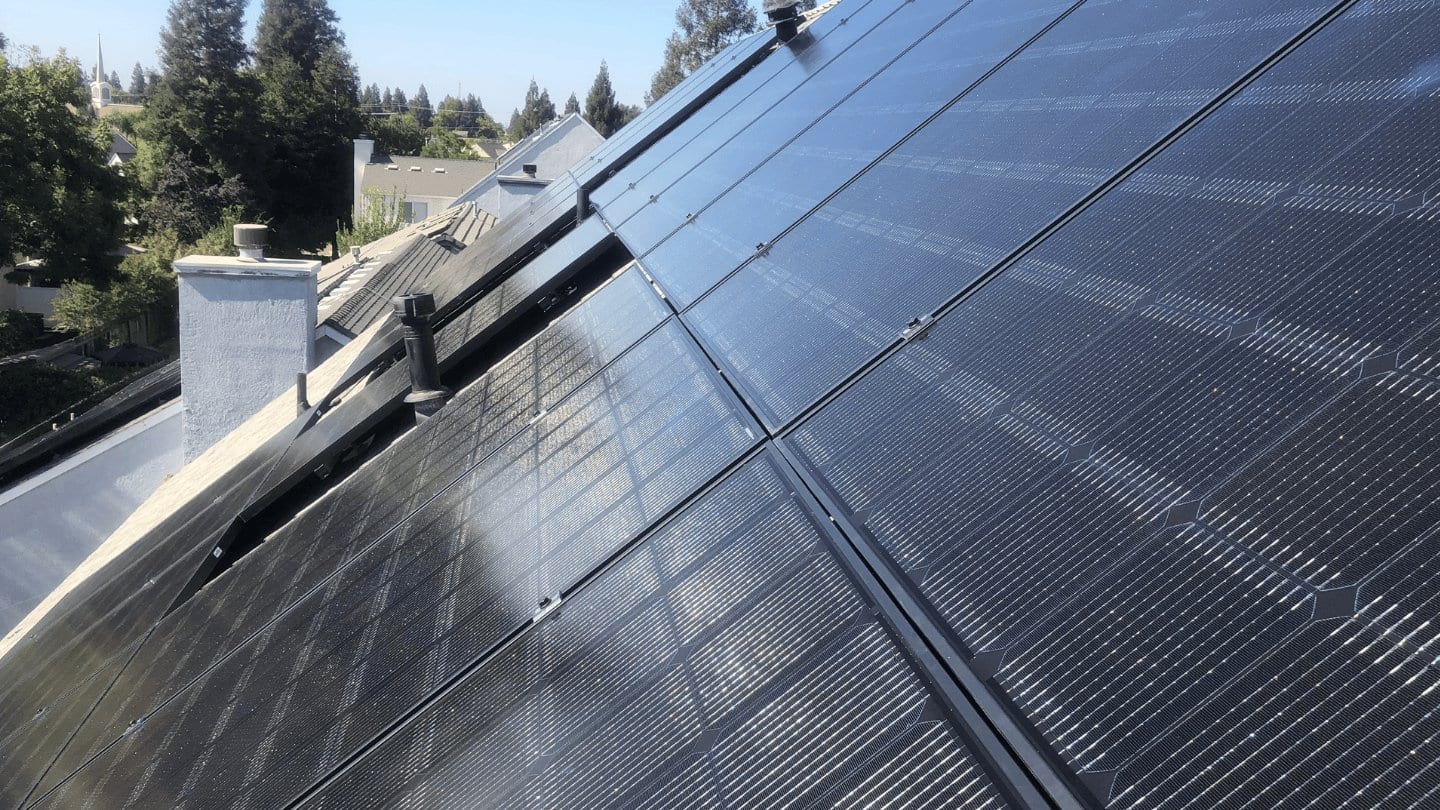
(233, 224), (267, 260)
(409, 165), (422, 172)
(522, 163), (538, 177)
(764, 0), (802, 40)
(433, 167), (446, 173)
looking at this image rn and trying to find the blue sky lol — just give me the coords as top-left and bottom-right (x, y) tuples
(0, 0), (764, 114)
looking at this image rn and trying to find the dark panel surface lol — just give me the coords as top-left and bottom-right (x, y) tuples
(689, 0), (1337, 426)
(303, 454), (1014, 810)
(35, 268), (672, 795)
(35, 320), (758, 808)
(630, 0), (1076, 307)
(786, 0), (1440, 805)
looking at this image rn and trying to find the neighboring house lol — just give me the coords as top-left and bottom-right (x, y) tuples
(452, 112), (604, 218)
(351, 113), (603, 224)
(353, 150), (495, 224)
(15, 2), (1440, 808)
(107, 132), (137, 167)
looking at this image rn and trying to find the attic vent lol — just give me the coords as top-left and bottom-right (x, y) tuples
(385, 165), (399, 171)
(432, 168), (446, 174)
(409, 166), (422, 172)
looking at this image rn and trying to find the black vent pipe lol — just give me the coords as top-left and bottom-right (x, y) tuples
(392, 293), (452, 421)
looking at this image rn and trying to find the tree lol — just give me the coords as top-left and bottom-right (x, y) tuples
(584, 61), (624, 137)
(420, 126), (479, 160)
(109, 69), (121, 88)
(510, 79), (556, 140)
(335, 186), (406, 254)
(392, 87), (407, 113)
(370, 112), (425, 155)
(360, 82), (380, 109)
(506, 108), (521, 141)
(0, 48), (125, 284)
(254, 0), (361, 253)
(563, 92), (579, 116)
(137, 0), (263, 243)
(648, 0), (757, 102)
(128, 62), (147, 96)
(381, 86), (393, 112)
(412, 83), (431, 127)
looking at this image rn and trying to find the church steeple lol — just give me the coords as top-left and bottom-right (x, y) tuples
(90, 34), (112, 110)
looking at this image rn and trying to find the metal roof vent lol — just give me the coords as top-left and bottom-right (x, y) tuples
(764, 0), (802, 41)
(409, 166), (422, 172)
(392, 292), (452, 422)
(522, 163), (538, 177)
(432, 167), (446, 173)
(233, 224), (267, 260)
(386, 165), (399, 171)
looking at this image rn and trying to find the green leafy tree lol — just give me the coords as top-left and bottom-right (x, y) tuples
(370, 112), (425, 155)
(420, 126), (479, 160)
(433, 94), (466, 131)
(648, 0), (757, 103)
(563, 91), (579, 116)
(412, 83), (431, 127)
(0, 310), (43, 355)
(584, 61), (624, 137)
(393, 87), (407, 113)
(360, 82), (380, 109)
(0, 48), (125, 284)
(254, 0), (361, 253)
(506, 108), (521, 140)
(335, 186), (406, 254)
(381, 86), (393, 111)
(137, 0), (264, 244)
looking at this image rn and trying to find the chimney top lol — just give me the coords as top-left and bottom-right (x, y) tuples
(234, 224), (267, 260)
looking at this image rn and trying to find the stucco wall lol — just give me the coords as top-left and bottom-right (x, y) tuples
(176, 258), (318, 461)
(0, 401), (181, 635)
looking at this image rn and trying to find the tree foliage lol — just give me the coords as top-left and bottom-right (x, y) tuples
(0, 48), (125, 284)
(648, 0), (758, 103)
(254, 0), (361, 253)
(412, 83), (431, 127)
(420, 126), (480, 160)
(509, 79), (556, 141)
(563, 92), (579, 116)
(370, 112), (426, 155)
(335, 186), (406, 255)
(584, 60), (624, 137)
(128, 61), (147, 96)
(137, 0), (263, 244)
(0, 310), (43, 356)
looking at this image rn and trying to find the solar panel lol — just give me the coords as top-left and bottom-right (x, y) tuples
(684, 0), (1345, 427)
(299, 452), (1014, 810)
(33, 268), (672, 797)
(35, 320), (759, 807)
(784, 0), (1440, 805)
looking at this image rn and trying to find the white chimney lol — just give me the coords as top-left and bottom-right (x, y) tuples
(353, 136), (375, 222)
(174, 225), (319, 462)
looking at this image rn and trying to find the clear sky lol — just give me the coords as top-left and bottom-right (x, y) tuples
(0, 0), (765, 114)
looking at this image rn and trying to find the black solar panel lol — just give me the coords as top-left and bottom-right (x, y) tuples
(32, 268), (673, 797)
(36, 319), (759, 807)
(684, 0), (1344, 427)
(300, 453), (1014, 810)
(784, 0), (1440, 805)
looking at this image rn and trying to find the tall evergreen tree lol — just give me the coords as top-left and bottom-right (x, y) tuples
(381, 86), (393, 112)
(584, 61), (623, 137)
(254, 0), (361, 253)
(109, 69), (121, 88)
(138, 0), (262, 243)
(412, 83), (431, 127)
(506, 107), (521, 141)
(360, 82), (380, 109)
(128, 61), (146, 96)
(510, 79), (556, 140)
(563, 91), (579, 116)
(393, 87), (406, 113)
(648, 0), (757, 102)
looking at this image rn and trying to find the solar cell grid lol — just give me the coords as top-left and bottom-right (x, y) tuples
(630, 0), (1078, 308)
(301, 454), (1014, 810)
(35, 321), (758, 807)
(688, 0), (1341, 427)
(784, 0), (1440, 805)
(36, 269), (670, 791)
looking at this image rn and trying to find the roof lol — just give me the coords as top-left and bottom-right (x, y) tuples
(108, 132), (136, 158)
(9, 1), (1440, 807)
(318, 203), (496, 337)
(360, 154), (496, 200)
(452, 112), (604, 218)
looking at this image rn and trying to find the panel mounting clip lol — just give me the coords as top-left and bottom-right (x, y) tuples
(900, 314), (935, 341)
(535, 594), (563, 622)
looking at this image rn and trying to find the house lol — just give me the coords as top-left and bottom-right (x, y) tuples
(352, 113), (603, 224)
(7, 1), (1440, 807)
